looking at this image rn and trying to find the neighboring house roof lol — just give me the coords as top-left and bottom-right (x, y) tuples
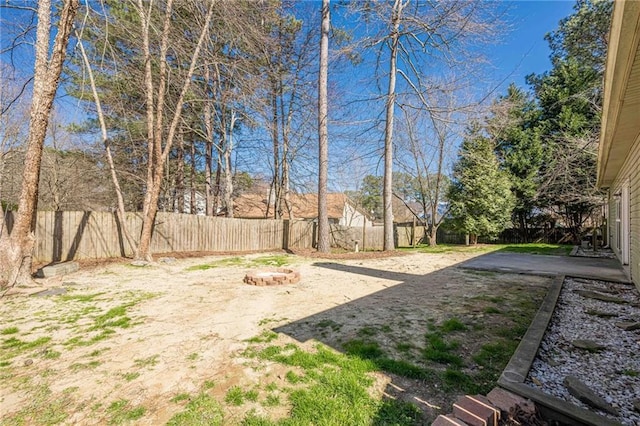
(598, 0), (640, 188)
(234, 192), (369, 221)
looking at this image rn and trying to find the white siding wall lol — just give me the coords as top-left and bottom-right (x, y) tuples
(608, 135), (640, 286)
(340, 204), (372, 227)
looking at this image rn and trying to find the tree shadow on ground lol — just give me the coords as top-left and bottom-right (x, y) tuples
(273, 256), (552, 423)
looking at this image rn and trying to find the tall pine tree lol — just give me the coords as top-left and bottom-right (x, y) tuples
(448, 127), (515, 244)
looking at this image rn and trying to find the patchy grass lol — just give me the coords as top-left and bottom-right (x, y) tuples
(186, 255), (291, 271)
(246, 330), (278, 344)
(401, 242), (571, 256)
(496, 243), (572, 256)
(400, 244), (495, 254)
(134, 355), (159, 368)
(167, 393), (224, 425)
(1, 327), (19, 335)
(106, 399), (146, 424)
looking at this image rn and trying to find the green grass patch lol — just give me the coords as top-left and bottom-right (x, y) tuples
(246, 330), (278, 344)
(187, 255), (291, 271)
(166, 393), (224, 425)
(423, 335), (463, 367)
(107, 399), (146, 424)
(122, 372), (140, 381)
(1, 327), (19, 335)
(496, 243), (572, 256)
(1, 383), (70, 425)
(245, 340), (424, 424)
(373, 399), (423, 425)
(401, 242), (571, 256)
(483, 306), (502, 314)
(171, 393), (192, 403)
(2, 336), (52, 360)
(134, 355), (159, 368)
(58, 293), (105, 303)
(263, 394), (281, 407)
(41, 349), (61, 359)
(315, 319), (342, 331)
(225, 386), (246, 406)
(440, 318), (467, 333)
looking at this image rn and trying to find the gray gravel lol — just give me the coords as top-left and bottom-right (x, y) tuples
(526, 277), (640, 425)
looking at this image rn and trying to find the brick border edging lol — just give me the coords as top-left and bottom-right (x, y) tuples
(243, 268), (300, 286)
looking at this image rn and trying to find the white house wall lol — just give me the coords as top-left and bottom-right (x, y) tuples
(340, 204), (371, 227)
(608, 134), (640, 286)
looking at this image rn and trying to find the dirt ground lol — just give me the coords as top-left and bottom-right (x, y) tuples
(0, 250), (551, 425)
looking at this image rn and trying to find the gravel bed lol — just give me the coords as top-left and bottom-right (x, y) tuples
(526, 277), (640, 425)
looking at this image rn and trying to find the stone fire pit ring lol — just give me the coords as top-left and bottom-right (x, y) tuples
(243, 268), (300, 286)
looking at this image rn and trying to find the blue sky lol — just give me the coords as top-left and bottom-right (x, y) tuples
(1, 1), (581, 190)
(490, 1), (576, 88)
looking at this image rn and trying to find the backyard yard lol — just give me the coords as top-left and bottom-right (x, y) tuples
(0, 247), (552, 425)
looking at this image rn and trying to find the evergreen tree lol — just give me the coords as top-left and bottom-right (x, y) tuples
(490, 84), (543, 242)
(525, 0), (612, 243)
(448, 127), (515, 244)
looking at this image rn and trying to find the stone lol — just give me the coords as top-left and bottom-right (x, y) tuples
(563, 375), (620, 416)
(158, 257), (176, 264)
(23, 359), (33, 366)
(584, 309), (618, 318)
(583, 285), (619, 294)
(571, 339), (606, 352)
(130, 260), (150, 267)
(487, 387), (535, 416)
(31, 287), (68, 297)
(575, 290), (628, 304)
(36, 261), (79, 278)
(615, 322), (640, 331)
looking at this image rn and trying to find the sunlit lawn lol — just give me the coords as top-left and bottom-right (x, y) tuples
(402, 242), (572, 256)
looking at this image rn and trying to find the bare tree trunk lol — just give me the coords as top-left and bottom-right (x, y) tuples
(317, 0), (330, 253)
(0, 0), (79, 289)
(204, 67), (214, 216)
(75, 27), (136, 254)
(190, 139), (196, 215)
(135, 0), (213, 261)
(270, 84), (281, 219)
(280, 83), (293, 220)
(382, 0), (404, 251)
(223, 111), (236, 218)
(213, 159), (221, 215)
(175, 131), (185, 212)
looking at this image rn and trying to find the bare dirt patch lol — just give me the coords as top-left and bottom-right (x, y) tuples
(1, 250), (550, 424)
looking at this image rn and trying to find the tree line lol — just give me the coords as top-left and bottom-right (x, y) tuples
(0, 0), (610, 288)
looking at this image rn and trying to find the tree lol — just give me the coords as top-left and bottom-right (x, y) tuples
(134, 0), (214, 261)
(0, 0), (79, 289)
(526, 0), (612, 243)
(317, 0), (330, 253)
(490, 84), (543, 242)
(350, 0), (503, 250)
(380, 0), (404, 251)
(448, 127), (515, 244)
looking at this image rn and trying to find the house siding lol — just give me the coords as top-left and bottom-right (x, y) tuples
(608, 134), (640, 286)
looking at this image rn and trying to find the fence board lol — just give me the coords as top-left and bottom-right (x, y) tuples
(2, 211), (572, 263)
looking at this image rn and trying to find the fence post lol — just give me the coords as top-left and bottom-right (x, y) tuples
(282, 219), (289, 250)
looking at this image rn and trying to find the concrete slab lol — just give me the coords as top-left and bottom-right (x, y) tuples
(36, 261), (80, 278)
(460, 252), (630, 283)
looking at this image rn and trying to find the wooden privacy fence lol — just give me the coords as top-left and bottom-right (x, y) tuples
(0, 211), (387, 263)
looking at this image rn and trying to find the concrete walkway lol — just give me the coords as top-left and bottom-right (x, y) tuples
(460, 252), (630, 283)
